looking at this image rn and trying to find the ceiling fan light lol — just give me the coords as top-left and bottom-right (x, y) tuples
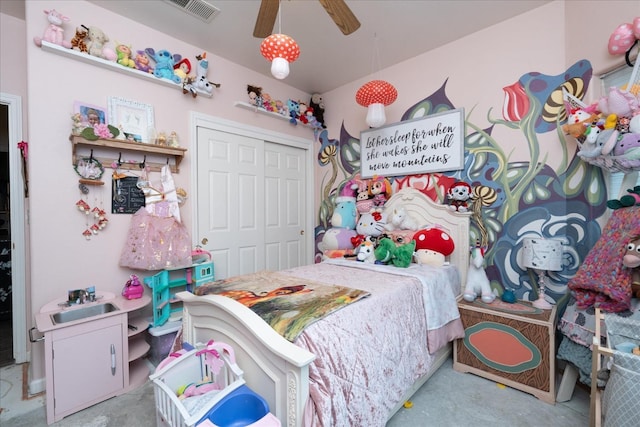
(270, 57), (290, 79)
(366, 103), (387, 128)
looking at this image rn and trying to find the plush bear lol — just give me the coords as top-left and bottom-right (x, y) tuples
(86, 26), (116, 60)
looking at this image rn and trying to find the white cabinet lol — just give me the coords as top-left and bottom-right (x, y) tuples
(36, 293), (151, 424)
(45, 314), (126, 422)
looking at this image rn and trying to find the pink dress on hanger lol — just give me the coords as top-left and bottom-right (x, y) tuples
(119, 165), (192, 271)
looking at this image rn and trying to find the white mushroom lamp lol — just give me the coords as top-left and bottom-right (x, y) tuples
(355, 80), (398, 128)
(520, 237), (562, 310)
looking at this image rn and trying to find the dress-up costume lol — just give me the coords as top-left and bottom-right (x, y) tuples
(119, 165), (192, 270)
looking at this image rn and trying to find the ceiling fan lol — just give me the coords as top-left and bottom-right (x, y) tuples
(253, 0), (361, 38)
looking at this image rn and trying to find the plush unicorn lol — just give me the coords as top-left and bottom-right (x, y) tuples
(463, 244), (495, 303)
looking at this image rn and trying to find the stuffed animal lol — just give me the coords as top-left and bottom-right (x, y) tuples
(173, 58), (192, 83)
(134, 50), (153, 73)
(309, 93), (326, 128)
(318, 227), (357, 253)
(86, 26), (116, 60)
(623, 234), (640, 298)
(331, 182), (358, 229)
(194, 52), (220, 94)
(413, 227), (455, 267)
(145, 48), (182, 83)
(247, 84), (262, 106)
(115, 43), (135, 68)
(298, 102), (309, 124)
(607, 186), (640, 210)
(369, 176), (392, 206)
(612, 132), (640, 169)
(463, 244), (495, 303)
(70, 25), (88, 52)
(33, 9), (72, 48)
(356, 209), (386, 238)
(597, 86), (639, 118)
(287, 99), (300, 124)
(561, 108), (600, 138)
(385, 206), (418, 231)
(356, 240), (376, 263)
(447, 181), (472, 212)
(374, 237), (415, 268)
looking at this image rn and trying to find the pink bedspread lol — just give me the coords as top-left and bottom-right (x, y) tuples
(279, 261), (464, 427)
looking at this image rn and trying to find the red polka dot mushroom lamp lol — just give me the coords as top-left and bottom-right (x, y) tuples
(260, 34), (300, 80)
(355, 80), (398, 128)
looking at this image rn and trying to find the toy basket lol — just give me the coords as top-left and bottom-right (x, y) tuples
(150, 341), (245, 427)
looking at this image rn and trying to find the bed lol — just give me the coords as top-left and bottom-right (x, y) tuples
(176, 187), (471, 426)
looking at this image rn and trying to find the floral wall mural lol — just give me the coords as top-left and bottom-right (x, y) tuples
(314, 59), (609, 306)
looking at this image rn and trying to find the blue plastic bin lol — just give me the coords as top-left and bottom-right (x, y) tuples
(198, 384), (279, 427)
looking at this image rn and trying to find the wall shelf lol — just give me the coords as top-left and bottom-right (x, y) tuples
(70, 135), (187, 173)
(40, 41), (212, 98)
(234, 101), (319, 130)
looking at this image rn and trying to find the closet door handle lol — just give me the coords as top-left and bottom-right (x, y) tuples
(110, 344), (116, 375)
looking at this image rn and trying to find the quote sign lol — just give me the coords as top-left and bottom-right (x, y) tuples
(360, 108), (465, 178)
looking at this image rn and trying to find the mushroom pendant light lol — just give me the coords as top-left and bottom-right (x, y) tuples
(356, 34), (397, 128)
(356, 80), (398, 128)
(260, 2), (300, 79)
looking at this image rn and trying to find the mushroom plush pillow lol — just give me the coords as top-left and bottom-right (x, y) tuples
(413, 227), (455, 267)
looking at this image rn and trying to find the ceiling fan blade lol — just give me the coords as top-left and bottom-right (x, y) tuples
(318, 0), (361, 35)
(253, 0), (279, 38)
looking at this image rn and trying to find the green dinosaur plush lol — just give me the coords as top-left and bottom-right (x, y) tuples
(374, 237), (415, 268)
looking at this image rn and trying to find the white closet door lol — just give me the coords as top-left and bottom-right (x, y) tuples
(196, 127), (307, 279)
(197, 127), (265, 279)
(264, 142), (307, 271)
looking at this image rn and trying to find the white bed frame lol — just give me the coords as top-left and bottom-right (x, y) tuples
(178, 187), (471, 426)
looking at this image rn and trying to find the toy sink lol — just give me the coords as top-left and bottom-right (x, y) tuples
(50, 302), (119, 324)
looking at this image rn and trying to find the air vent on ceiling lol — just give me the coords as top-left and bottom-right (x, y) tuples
(163, 0), (220, 23)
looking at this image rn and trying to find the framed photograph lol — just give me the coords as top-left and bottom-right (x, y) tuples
(74, 101), (107, 128)
(107, 97), (155, 143)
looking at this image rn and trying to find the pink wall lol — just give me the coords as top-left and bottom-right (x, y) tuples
(0, 12), (28, 136)
(3, 0), (639, 387)
(21, 0), (313, 385)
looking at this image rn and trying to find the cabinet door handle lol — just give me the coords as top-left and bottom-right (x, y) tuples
(110, 344), (116, 376)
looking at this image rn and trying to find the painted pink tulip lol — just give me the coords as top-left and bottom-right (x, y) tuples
(502, 82), (530, 122)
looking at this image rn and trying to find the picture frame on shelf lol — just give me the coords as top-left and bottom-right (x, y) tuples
(108, 97), (154, 143)
(74, 101), (107, 128)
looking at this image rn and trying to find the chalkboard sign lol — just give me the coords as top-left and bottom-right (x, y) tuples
(360, 108), (465, 178)
(112, 176), (145, 214)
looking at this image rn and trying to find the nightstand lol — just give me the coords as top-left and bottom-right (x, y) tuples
(453, 298), (557, 404)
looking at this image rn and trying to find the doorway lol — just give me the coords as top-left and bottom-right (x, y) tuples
(191, 113), (314, 279)
(0, 92), (27, 366)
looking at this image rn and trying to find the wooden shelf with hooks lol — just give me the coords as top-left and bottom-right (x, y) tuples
(70, 135), (187, 173)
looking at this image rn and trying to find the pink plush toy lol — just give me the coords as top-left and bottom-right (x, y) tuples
(33, 9), (72, 48)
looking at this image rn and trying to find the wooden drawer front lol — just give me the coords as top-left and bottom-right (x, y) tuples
(458, 310), (551, 392)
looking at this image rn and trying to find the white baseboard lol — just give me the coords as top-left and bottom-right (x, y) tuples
(29, 377), (46, 395)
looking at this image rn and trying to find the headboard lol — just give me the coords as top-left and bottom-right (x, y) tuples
(384, 187), (472, 287)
